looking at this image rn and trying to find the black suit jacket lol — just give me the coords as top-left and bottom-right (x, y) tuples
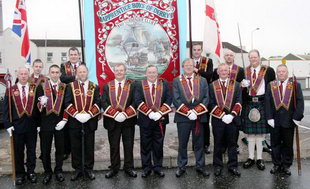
(64, 81), (100, 131)
(265, 81), (304, 128)
(212, 65), (245, 83)
(102, 80), (137, 131)
(3, 85), (40, 134)
(135, 80), (172, 126)
(36, 82), (66, 132)
(196, 58), (213, 84)
(60, 61), (86, 84)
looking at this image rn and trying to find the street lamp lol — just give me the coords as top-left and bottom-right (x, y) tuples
(251, 27), (260, 50)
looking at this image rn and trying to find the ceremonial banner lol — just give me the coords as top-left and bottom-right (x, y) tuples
(85, 0), (182, 87)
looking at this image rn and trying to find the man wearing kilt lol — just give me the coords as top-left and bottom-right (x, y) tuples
(265, 64), (304, 176)
(173, 58), (209, 177)
(102, 63), (137, 178)
(135, 65), (172, 178)
(241, 49), (275, 170)
(192, 43), (213, 154)
(209, 63), (242, 177)
(36, 65), (68, 184)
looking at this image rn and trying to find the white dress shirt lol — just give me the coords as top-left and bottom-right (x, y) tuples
(50, 80), (59, 91)
(219, 78), (228, 87)
(17, 82), (29, 100)
(250, 65), (265, 95)
(115, 79), (125, 97)
(79, 80), (89, 95)
(148, 79), (157, 95)
(278, 78), (289, 97)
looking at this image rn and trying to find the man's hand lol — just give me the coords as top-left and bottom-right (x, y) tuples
(148, 112), (156, 120)
(241, 79), (251, 88)
(38, 96), (48, 106)
(153, 112), (162, 121)
(188, 110), (198, 120)
(55, 120), (67, 130)
(6, 127), (14, 137)
(115, 113), (126, 123)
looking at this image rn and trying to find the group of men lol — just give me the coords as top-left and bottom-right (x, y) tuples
(3, 45), (304, 185)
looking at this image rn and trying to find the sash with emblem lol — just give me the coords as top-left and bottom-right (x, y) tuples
(229, 64), (239, 81)
(104, 80), (136, 119)
(245, 65), (267, 96)
(66, 81), (100, 118)
(30, 74), (46, 86)
(197, 57), (208, 73)
(64, 62), (74, 76)
(11, 83), (36, 118)
(270, 79), (293, 110)
(38, 80), (66, 116)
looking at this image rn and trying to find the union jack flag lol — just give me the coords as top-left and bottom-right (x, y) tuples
(12, 0), (31, 65)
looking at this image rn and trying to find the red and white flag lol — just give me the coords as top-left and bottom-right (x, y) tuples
(203, 0), (222, 59)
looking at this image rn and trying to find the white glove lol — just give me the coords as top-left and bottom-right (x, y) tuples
(241, 79), (251, 88)
(148, 112), (156, 120)
(153, 112), (162, 121)
(115, 112), (126, 123)
(38, 96), (48, 106)
(79, 113), (92, 123)
(225, 114), (234, 124)
(188, 111), (197, 120)
(222, 115), (230, 124)
(268, 119), (275, 128)
(6, 127), (14, 137)
(75, 113), (84, 123)
(55, 120), (67, 130)
(293, 120), (301, 126)
(37, 127), (40, 133)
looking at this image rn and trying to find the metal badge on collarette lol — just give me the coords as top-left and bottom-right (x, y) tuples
(248, 108), (261, 122)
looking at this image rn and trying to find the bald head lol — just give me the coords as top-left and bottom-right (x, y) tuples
(76, 64), (88, 82)
(17, 67), (30, 85)
(224, 49), (235, 65)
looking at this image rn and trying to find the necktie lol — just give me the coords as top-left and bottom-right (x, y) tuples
(221, 81), (226, 98)
(22, 86), (26, 105)
(196, 61), (199, 69)
(80, 82), (85, 102)
(74, 64), (77, 75)
(187, 77), (192, 91)
(53, 84), (57, 96)
(152, 83), (155, 101)
(117, 82), (122, 101)
(279, 81), (284, 100)
(228, 67), (231, 77)
(250, 69), (257, 96)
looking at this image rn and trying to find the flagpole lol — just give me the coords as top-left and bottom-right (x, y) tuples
(188, 0), (193, 58)
(237, 23), (245, 68)
(78, 0), (85, 63)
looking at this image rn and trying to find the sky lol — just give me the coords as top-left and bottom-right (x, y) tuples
(2, 0), (310, 58)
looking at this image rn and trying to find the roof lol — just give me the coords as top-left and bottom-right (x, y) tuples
(298, 54), (310, 60)
(283, 53), (303, 60)
(31, 39), (83, 47)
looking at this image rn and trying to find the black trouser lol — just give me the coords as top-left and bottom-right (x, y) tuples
(203, 114), (210, 147)
(13, 131), (37, 178)
(177, 121), (205, 170)
(107, 123), (135, 171)
(140, 120), (165, 172)
(69, 128), (95, 171)
(41, 130), (65, 174)
(212, 118), (238, 169)
(64, 126), (71, 155)
(270, 126), (295, 168)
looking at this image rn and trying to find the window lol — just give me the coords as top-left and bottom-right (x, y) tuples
(47, 52), (53, 63)
(61, 52), (67, 62)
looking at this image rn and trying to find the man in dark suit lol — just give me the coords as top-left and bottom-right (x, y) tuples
(4, 67), (40, 185)
(265, 64), (304, 176)
(241, 49), (276, 171)
(30, 59), (47, 86)
(36, 65), (68, 184)
(173, 58), (209, 177)
(102, 63), (137, 178)
(192, 43), (213, 154)
(60, 47), (85, 159)
(65, 64), (101, 181)
(135, 65), (172, 178)
(209, 63), (242, 177)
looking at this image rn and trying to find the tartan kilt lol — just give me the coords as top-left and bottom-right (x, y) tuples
(241, 101), (270, 134)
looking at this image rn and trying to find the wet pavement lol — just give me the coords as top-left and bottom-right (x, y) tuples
(1, 160), (310, 189)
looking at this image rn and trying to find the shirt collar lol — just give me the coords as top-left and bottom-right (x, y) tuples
(251, 65), (261, 72)
(115, 79), (125, 85)
(279, 78), (288, 85)
(17, 82), (29, 88)
(148, 79), (157, 86)
(50, 80), (59, 86)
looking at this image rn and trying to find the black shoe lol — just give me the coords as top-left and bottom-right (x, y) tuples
(176, 168), (186, 177)
(256, 159), (265, 170)
(27, 173), (37, 183)
(63, 154), (70, 161)
(42, 173), (52, 185)
(105, 170), (118, 178)
(15, 176), (25, 185)
(270, 165), (281, 174)
(124, 169), (137, 178)
(196, 169), (210, 177)
(141, 170), (152, 178)
(243, 158), (255, 169)
(71, 171), (83, 181)
(154, 170), (165, 177)
(205, 146), (211, 154)
(282, 167), (291, 176)
(228, 168), (241, 177)
(55, 172), (65, 182)
(214, 167), (222, 176)
(85, 170), (95, 180)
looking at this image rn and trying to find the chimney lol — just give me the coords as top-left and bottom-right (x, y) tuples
(0, 0), (3, 34)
